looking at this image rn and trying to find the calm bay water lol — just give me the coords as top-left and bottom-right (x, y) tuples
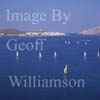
(0, 35), (100, 100)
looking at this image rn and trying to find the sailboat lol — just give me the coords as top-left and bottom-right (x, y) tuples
(16, 51), (19, 57)
(84, 51), (87, 57)
(64, 64), (68, 75)
(54, 51), (57, 57)
(39, 52), (42, 58)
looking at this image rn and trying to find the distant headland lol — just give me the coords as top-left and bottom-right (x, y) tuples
(80, 26), (100, 35)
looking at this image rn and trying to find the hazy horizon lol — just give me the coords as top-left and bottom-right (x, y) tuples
(0, 0), (100, 33)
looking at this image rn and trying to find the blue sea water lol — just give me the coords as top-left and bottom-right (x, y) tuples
(0, 35), (100, 100)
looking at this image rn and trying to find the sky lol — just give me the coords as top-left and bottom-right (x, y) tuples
(0, 0), (100, 33)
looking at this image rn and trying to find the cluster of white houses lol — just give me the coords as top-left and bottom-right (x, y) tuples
(0, 31), (66, 37)
(26, 32), (66, 36)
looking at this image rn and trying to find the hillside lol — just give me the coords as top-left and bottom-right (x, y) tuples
(80, 26), (100, 35)
(0, 29), (25, 35)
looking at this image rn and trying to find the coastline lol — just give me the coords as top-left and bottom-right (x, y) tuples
(0, 29), (67, 37)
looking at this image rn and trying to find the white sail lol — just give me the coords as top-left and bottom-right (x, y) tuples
(16, 51), (19, 57)
(54, 51), (57, 57)
(64, 64), (68, 75)
(84, 51), (87, 57)
(39, 52), (42, 58)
